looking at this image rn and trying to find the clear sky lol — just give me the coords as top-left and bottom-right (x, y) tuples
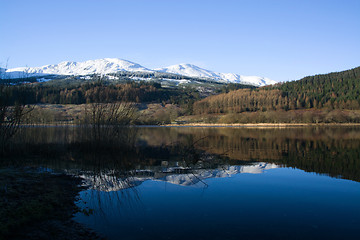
(0, 0), (359, 82)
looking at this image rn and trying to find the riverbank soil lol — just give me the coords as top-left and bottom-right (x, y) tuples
(0, 168), (102, 239)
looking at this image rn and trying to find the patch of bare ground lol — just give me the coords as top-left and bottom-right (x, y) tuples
(0, 168), (103, 239)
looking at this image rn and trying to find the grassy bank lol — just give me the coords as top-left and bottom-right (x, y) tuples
(175, 109), (360, 125)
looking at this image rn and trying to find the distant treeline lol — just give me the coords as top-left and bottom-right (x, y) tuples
(4, 81), (198, 106)
(1, 78), (253, 115)
(193, 66), (360, 114)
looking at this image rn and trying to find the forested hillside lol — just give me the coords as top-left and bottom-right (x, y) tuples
(275, 66), (360, 109)
(2, 76), (255, 119)
(4, 81), (200, 107)
(193, 66), (360, 115)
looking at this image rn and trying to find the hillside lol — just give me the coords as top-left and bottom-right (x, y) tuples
(191, 66), (360, 123)
(156, 63), (276, 86)
(274, 66), (360, 109)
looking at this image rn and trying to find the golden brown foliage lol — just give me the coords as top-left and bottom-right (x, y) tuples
(193, 89), (290, 115)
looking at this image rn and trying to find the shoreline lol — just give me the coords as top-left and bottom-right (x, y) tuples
(0, 167), (102, 239)
(18, 122), (360, 128)
(163, 123), (360, 128)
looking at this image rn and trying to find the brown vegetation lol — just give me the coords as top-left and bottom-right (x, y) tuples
(81, 102), (137, 142)
(191, 87), (360, 124)
(0, 84), (32, 154)
(194, 89), (288, 114)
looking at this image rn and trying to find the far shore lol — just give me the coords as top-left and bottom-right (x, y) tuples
(18, 122), (360, 128)
(164, 123), (360, 128)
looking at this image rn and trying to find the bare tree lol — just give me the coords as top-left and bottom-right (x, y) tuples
(83, 101), (138, 143)
(0, 63), (33, 154)
(79, 74), (138, 144)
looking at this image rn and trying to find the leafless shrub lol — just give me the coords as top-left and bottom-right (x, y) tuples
(0, 86), (33, 154)
(0, 63), (34, 154)
(81, 101), (138, 144)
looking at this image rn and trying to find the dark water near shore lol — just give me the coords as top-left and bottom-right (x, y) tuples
(8, 126), (360, 239)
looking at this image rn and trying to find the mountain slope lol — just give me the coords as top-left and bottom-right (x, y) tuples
(156, 63), (276, 86)
(3, 58), (277, 86)
(5, 58), (152, 78)
(193, 66), (360, 116)
(156, 63), (220, 79)
(274, 66), (360, 108)
(217, 72), (276, 86)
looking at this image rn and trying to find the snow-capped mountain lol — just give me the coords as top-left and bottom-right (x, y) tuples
(156, 63), (219, 79)
(5, 58), (151, 78)
(3, 58), (277, 86)
(157, 63), (277, 86)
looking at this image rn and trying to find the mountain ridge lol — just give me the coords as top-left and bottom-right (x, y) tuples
(3, 58), (276, 86)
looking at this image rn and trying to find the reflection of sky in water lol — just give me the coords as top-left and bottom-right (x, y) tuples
(74, 165), (360, 240)
(11, 126), (360, 238)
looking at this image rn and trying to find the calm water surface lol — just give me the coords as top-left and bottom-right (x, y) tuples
(11, 126), (360, 239)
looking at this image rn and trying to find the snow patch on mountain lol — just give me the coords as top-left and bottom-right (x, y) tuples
(218, 73), (277, 86)
(156, 63), (219, 79)
(4, 58), (277, 86)
(157, 63), (276, 86)
(5, 58), (151, 78)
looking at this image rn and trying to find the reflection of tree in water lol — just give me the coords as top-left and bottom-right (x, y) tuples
(2, 125), (360, 232)
(4, 128), (241, 216)
(188, 127), (360, 182)
(4, 125), (360, 223)
(136, 127), (360, 182)
(4, 126), (360, 186)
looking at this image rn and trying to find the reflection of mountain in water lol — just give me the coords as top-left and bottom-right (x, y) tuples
(137, 127), (360, 182)
(79, 162), (278, 192)
(7, 126), (360, 183)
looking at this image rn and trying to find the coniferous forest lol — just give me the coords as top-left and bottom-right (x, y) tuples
(194, 66), (360, 114)
(191, 66), (360, 123)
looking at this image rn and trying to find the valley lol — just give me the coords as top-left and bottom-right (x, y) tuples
(1, 62), (360, 125)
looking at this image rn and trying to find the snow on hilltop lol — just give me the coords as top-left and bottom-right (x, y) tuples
(4, 58), (277, 86)
(156, 63), (277, 86)
(5, 58), (152, 78)
(156, 63), (220, 79)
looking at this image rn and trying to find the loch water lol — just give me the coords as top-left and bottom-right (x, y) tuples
(10, 126), (360, 239)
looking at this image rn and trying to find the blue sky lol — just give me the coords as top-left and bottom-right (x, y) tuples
(0, 0), (359, 82)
